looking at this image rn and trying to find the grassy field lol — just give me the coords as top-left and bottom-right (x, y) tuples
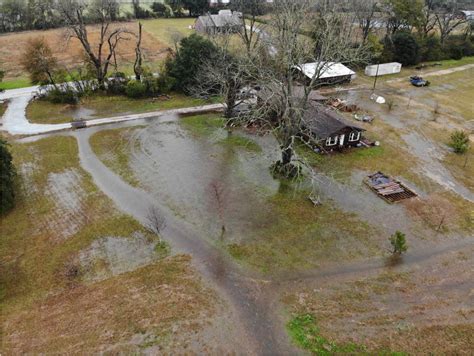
(284, 252), (474, 354)
(0, 77), (31, 90)
(226, 191), (381, 273)
(419, 67), (474, 120)
(26, 92), (216, 124)
(0, 135), (217, 353)
(142, 18), (195, 47)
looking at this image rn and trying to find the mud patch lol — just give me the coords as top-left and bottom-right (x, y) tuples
(79, 233), (165, 282)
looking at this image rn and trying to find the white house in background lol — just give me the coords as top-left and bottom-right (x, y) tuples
(209, 0), (230, 6)
(459, 10), (474, 21)
(195, 10), (243, 34)
(209, 0), (273, 6)
(294, 62), (356, 86)
(365, 62), (402, 77)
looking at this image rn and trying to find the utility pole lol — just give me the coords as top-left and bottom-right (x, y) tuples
(372, 62), (380, 92)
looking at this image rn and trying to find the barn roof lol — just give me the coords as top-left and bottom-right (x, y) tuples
(295, 62), (355, 80)
(304, 103), (364, 139)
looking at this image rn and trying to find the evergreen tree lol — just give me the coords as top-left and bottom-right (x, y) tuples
(166, 34), (217, 93)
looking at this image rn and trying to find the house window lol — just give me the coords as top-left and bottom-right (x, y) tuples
(326, 136), (338, 146)
(349, 131), (360, 142)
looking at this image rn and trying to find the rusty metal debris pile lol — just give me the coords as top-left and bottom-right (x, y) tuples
(364, 172), (417, 203)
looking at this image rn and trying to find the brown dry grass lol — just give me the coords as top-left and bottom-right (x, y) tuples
(405, 192), (474, 233)
(0, 135), (218, 353)
(284, 246), (474, 354)
(2, 255), (217, 354)
(0, 22), (169, 80)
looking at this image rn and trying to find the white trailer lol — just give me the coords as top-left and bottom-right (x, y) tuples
(365, 62), (402, 77)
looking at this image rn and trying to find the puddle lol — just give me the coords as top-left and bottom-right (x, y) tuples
(79, 233), (161, 282)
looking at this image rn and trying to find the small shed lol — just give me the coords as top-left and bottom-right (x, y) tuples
(195, 11), (243, 34)
(294, 62), (356, 86)
(365, 62), (402, 77)
(303, 103), (365, 150)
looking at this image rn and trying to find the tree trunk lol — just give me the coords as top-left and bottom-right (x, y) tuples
(134, 22), (143, 81)
(281, 144), (293, 165)
(224, 83), (237, 119)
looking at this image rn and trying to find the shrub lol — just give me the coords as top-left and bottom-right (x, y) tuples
(156, 69), (175, 94)
(392, 31), (420, 66)
(389, 231), (408, 255)
(0, 139), (16, 215)
(151, 2), (167, 17)
(125, 80), (148, 98)
(106, 72), (129, 95)
(449, 130), (470, 154)
(46, 86), (79, 104)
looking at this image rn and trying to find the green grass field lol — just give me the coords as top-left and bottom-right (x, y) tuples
(423, 67), (474, 120)
(142, 18), (195, 47)
(0, 77), (31, 90)
(26, 92), (217, 124)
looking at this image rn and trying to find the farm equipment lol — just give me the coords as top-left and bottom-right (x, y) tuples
(410, 76), (430, 87)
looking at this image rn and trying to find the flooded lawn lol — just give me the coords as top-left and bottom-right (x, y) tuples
(78, 233), (167, 282)
(89, 114), (453, 275)
(25, 93), (217, 124)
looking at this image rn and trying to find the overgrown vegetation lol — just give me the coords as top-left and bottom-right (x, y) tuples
(287, 314), (366, 354)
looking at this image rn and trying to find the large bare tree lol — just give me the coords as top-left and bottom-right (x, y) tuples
(192, 29), (254, 119)
(352, 0), (379, 43)
(57, 0), (132, 88)
(231, 0), (268, 55)
(239, 0), (370, 177)
(417, 0), (438, 38)
(435, 2), (467, 44)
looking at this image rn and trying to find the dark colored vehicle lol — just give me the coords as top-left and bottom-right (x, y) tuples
(410, 76), (430, 87)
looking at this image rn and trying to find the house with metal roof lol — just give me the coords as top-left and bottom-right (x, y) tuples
(195, 10), (243, 34)
(294, 62), (356, 86)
